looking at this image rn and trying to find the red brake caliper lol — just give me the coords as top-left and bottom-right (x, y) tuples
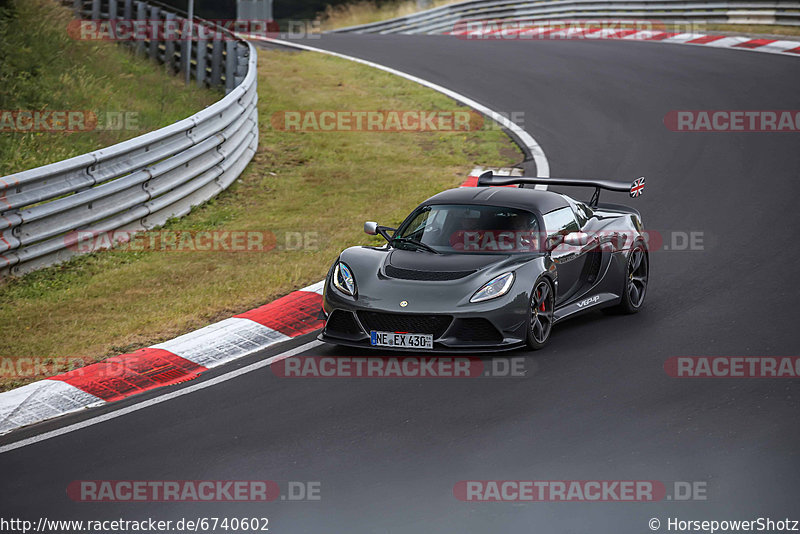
(538, 289), (545, 312)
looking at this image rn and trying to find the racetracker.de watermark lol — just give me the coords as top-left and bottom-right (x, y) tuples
(272, 356), (526, 378)
(67, 480), (321, 502)
(665, 110), (800, 132)
(454, 480), (708, 502)
(65, 229), (276, 253)
(665, 357), (800, 378)
(0, 357), (95, 379)
(63, 229), (320, 254)
(271, 110), (487, 132)
(452, 19), (706, 39)
(437, 230), (702, 253)
(66, 19), (283, 41)
(0, 110), (139, 133)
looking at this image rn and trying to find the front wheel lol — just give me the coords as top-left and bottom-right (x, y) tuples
(526, 278), (555, 350)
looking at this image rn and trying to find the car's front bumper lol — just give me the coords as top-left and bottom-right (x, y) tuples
(320, 288), (529, 352)
(318, 332), (525, 353)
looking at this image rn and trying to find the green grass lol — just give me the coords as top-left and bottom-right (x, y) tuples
(319, 0), (463, 31)
(702, 23), (800, 38)
(0, 46), (522, 390)
(0, 0), (218, 175)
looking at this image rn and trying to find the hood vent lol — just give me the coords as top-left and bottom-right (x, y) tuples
(385, 265), (476, 281)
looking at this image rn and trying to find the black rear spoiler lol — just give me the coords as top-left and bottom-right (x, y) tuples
(477, 171), (645, 207)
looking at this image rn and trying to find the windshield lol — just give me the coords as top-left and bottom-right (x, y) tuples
(394, 204), (541, 254)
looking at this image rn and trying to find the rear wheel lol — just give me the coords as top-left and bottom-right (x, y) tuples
(526, 278), (555, 350)
(607, 242), (648, 314)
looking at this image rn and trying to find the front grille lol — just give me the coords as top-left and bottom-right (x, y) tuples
(448, 318), (503, 344)
(357, 311), (452, 338)
(385, 265), (476, 281)
(325, 310), (364, 339)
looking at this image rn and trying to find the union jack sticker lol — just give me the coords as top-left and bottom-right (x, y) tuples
(629, 177), (645, 198)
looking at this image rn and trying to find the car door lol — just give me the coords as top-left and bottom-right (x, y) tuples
(543, 206), (589, 304)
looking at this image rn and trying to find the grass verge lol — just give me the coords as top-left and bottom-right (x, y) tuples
(318, 0), (462, 31)
(0, 45), (523, 390)
(702, 23), (800, 38)
(0, 0), (218, 175)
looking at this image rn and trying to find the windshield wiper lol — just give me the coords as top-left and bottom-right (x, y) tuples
(390, 236), (441, 254)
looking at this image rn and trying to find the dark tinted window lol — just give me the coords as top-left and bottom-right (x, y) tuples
(396, 204), (541, 254)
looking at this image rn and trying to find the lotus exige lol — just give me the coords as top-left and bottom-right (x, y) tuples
(319, 171), (649, 351)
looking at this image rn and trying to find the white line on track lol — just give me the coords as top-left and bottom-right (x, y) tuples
(247, 36), (550, 182)
(0, 340), (324, 455)
(1, 37), (554, 453)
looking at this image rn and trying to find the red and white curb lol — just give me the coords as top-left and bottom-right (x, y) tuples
(7, 25), (785, 434)
(0, 164), (514, 436)
(448, 28), (800, 57)
(461, 166), (525, 187)
(0, 282), (325, 435)
(2, 36), (552, 437)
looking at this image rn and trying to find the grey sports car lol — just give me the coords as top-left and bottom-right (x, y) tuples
(319, 171), (649, 351)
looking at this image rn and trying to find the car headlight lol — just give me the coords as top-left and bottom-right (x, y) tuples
(470, 272), (515, 303)
(333, 262), (356, 296)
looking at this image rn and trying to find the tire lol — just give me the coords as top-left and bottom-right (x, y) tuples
(526, 277), (555, 350)
(606, 242), (648, 315)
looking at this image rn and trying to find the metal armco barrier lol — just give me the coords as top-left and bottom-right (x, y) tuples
(68, 0), (250, 91)
(0, 1), (259, 276)
(329, 0), (800, 34)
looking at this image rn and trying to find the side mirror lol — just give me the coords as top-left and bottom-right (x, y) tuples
(563, 232), (592, 247)
(365, 222), (397, 242)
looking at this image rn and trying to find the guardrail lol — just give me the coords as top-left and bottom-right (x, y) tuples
(0, 0), (259, 276)
(330, 0), (800, 34)
(68, 0), (251, 91)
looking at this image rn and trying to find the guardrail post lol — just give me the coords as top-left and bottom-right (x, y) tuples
(165, 12), (177, 73)
(135, 1), (147, 56)
(149, 5), (161, 61)
(225, 40), (237, 93)
(109, 0), (118, 21)
(211, 37), (224, 87)
(91, 0), (100, 20)
(73, 0), (82, 17)
(196, 37), (208, 87)
(123, 0), (132, 20)
(182, 17), (194, 82)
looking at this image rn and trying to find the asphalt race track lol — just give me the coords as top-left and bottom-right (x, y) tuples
(2, 35), (799, 533)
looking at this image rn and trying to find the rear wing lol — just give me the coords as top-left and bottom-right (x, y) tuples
(477, 171), (645, 208)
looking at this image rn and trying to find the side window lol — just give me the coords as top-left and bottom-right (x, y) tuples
(543, 207), (579, 236)
(402, 209), (431, 239)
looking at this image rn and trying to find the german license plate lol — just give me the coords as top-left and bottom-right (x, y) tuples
(370, 331), (433, 349)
